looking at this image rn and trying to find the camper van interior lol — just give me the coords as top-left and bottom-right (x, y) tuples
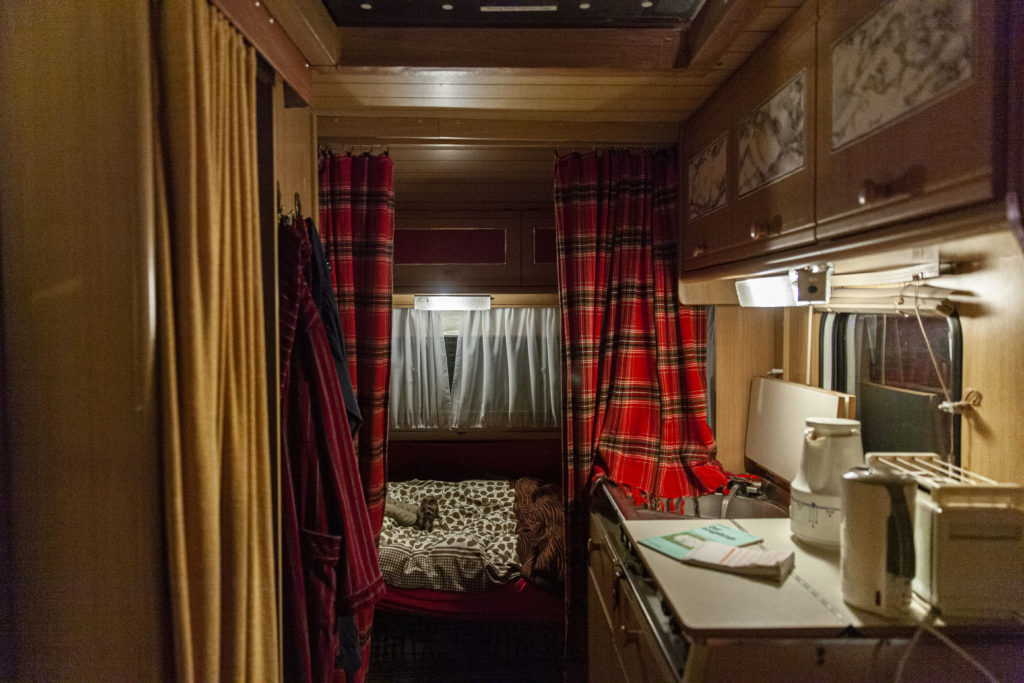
(2, 0), (1023, 681)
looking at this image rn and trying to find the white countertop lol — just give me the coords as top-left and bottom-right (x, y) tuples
(622, 517), (932, 639)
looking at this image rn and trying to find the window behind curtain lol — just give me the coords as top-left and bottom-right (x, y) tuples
(820, 311), (963, 464)
(390, 307), (561, 431)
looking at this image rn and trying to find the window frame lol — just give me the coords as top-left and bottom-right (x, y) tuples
(819, 310), (963, 465)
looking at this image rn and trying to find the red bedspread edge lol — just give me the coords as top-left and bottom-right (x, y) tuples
(376, 578), (562, 623)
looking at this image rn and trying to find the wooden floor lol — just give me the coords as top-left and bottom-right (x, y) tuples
(367, 611), (563, 682)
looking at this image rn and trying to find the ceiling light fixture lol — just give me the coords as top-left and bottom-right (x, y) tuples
(414, 295), (492, 311)
(641, 1), (654, 7)
(360, 2), (372, 9)
(480, 4), (558, 12)
(579, 2), (592, 8)
(442, 3), (454, 8)
(735, 265), (832, 307)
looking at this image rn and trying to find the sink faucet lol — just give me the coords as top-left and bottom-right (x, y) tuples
(720, 486), (742, 518)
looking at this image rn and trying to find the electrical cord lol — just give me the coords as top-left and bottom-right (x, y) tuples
(907, 282), (984, 461)
(893, 608), (1001, 683)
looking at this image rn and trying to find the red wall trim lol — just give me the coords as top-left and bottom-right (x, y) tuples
(210, 0), (313, 105)
(533, 228), (557, 264)
(395, 228), (507, 264)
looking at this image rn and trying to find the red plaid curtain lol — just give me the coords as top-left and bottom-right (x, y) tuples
(318, 150), (394, 681)
(554, 148), (728, 508)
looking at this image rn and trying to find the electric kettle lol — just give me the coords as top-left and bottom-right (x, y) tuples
(789, 417), (864, 548)
(840, 467), (916, 618)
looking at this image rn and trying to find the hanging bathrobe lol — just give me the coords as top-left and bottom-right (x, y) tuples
(278, 217), (384, 683)
(307, 217), (363, 437)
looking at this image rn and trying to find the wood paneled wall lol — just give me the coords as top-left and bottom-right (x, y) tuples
(713, 307), (783, 474)
(0, 5), (171, 679)
(932, 232), (1024, 486)
(389, 145), (553, 212)
(274, 82), (317, 217)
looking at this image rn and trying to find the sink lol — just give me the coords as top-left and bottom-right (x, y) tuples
(683, 493), (788, 519)
(602, 481), (788, 520)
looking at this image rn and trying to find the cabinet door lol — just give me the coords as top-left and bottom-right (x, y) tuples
(681, 2), (816, 271)
(731, 4), (817, 258)
(816, 0), (1001, 239)
(680, 97), (734, 267)
(393, 212), (521, 290)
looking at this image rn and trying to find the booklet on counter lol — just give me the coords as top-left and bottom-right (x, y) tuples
(638, 523), (795, 583)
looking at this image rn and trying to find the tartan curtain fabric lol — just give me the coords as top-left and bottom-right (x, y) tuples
(554, 148), (728, 508)
(318, 151), (394, 682)
(318, 151), (394, 536)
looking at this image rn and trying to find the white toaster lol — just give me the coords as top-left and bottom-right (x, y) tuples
(867, 453), (1024, 620)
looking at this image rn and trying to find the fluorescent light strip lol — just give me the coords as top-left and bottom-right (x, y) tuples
(734, 274), (798, 307)
(479, 5), (558, 11)
(413, 295), (492, 311)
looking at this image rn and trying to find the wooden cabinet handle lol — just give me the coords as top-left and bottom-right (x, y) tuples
(858, 165), (927, 206)
(691, 243), (706, 257)
(587, 538), (603, 554)
(749, 214), (783, 240)
(619, 623), (643, 643)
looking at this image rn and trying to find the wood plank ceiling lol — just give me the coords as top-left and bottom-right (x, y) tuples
(266, 0), (804, 209)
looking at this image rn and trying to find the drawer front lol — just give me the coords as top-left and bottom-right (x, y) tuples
(588, 512), (681, 683)
(588, 567), (629, 683)
(615, 576), (680, 683)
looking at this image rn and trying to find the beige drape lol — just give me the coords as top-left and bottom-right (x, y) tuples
(153, 0), (278, 680)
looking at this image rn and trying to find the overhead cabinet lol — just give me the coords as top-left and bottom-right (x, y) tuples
(681, 0), (1013, 272)
(392, 210), (557, 292)
(815, 0), (1001, 239)
(681, 2), (816, 269)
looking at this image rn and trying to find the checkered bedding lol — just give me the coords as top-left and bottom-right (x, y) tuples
(379, 480), (521, 592)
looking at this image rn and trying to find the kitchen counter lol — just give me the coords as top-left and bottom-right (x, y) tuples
(592, 482), (1024, 681)
(622, 516), (949, 638)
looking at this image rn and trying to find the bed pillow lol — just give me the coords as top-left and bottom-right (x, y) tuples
(379, 479), (521, 592)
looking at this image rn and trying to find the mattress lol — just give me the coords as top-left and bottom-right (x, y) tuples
(379, 477), (564, 596)
(380, 479), (521, 592)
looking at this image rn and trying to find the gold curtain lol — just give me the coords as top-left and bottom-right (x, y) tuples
(153, 0), (278, 680)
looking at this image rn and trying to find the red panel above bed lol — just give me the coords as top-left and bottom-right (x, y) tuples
(388, 438), (561, 484)
(394, 228), (506, 264)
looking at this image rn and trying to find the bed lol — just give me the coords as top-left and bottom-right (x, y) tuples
(377, 475), (564, 623)
(368, 438), (565, 677)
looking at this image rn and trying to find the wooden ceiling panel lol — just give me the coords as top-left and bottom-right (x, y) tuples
(300, 1), (805, 211)
(318, 116), (678, 146)
(335, 27), (687, 69)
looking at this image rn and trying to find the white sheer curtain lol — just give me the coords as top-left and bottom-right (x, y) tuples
(389, 309), (451, 428)
(450, 308), (560, 429)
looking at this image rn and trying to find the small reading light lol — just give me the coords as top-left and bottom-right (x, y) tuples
(442, 2), (454, 8)
(641, 0), (654, 7)
(579, 2), (591, 8)
(414, 295), (492, 311)
(360, 2), (372, 9)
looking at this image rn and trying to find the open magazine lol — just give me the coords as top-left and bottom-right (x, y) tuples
(639, 523), (795, 583)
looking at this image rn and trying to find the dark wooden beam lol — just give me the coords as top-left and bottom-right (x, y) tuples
(335, 27), (685, 69)
(686, 0), (764, 72)
(317, 116), (678, 146)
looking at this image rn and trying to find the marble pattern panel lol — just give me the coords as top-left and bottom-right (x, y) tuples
(831, 0), (974, 150)
(688, 134), (728, 220)
(737, 70), (807, 197)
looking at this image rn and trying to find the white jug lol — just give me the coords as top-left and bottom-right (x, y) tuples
(790, 417), (864, 549)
